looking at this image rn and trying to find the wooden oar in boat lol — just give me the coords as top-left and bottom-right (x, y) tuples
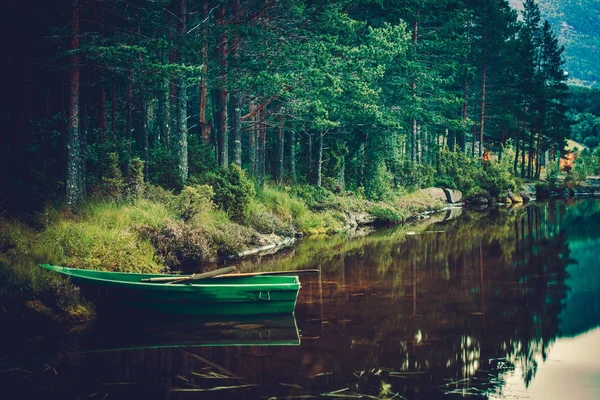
(211, 269), (320, 278)
(141, 266), (236, 284)
(141, 267), (319, 283)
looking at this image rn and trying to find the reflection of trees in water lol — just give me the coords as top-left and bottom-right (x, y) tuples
(269, 203), (574, 398)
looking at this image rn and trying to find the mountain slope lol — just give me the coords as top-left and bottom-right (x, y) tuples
(509, 0), (600, 87)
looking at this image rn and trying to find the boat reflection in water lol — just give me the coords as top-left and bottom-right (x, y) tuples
(79, 313), (301, 352)
(0, 313), (301, 399)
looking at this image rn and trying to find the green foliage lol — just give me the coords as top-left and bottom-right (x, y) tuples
(0, 218), (91, 320)
(573, 148), (600, 180)
(136, 219), (210, 268)
(125, 157), (145, 199)
(173, 185), (214, 222)
(365, 161), (396, 201)
(201, 164), (255, 223)
(435, 149), (519, 197)
(149, 146), (183, 190)
(369, 204), (407, 223)
(291, 185), (344, 211)
(100, 152), (125, 201)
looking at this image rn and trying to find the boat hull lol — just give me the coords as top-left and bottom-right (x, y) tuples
(39, 264), (300, 316)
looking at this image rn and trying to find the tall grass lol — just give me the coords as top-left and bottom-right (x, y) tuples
(0, 218), (92, 320)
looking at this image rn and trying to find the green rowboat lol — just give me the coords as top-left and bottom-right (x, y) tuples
(39, 264), (300, 316)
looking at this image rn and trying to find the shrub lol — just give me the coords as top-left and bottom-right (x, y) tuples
(291, 185), (343, 211)
(136, 219), (210, 267)
(365, 161), (396, 201)
(125, 157), (145, 199)
(369, 204), (406, 223)
(173, 185), (214, 221)
(0, 218), (91, 319)
(245, 200), (295, 237)
(202, 164), (255, 222)
(100, 152), (124, 200)
(205, 221), (259, 257)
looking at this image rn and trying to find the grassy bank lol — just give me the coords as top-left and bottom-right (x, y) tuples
(1, 150), (527, 323)
(0, 171), (445, 322)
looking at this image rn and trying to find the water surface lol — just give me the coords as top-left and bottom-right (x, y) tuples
(2, 200), (600, 399)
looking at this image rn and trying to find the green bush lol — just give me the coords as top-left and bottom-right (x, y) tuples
(125, 157), (145, 198)
(0, 218), (91, 319)
(369, 204), (406, 223)
(100, 152), (124, 200)
(136, 219), (210, 267)
(205, 221), (259, 257)
(291, 185), (343, 211)
(202, 164), (255, 222)
(245, 200), (295, 237)
(173, 185), (214, 221)
(365, 161), (396, 201)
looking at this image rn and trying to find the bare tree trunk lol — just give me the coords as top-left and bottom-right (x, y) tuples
(177, 0), (188, 182)
(411, 18), (419, 164)
(157, 78), (169, 146)
(277, 114), (284, 185)
(514, 120), (520, 175)
(199, 1), (210, 145)
(126, 74), (133, 159)
(479, 41), (487, 160)
(216, 4), (228, 168)
(66, 0), (83, 206)
(360, 133), (368, 187)
(412, 119), (418, 164)
(316, 132), (323, 187)
(288, 128), (296, 183)
(233, 101), (242, 166)
(111, 82), (117, 142)
(307, 133), (313, 184)
(259, 108), (266, 185)
(249, 102), (256, 176)
(231, 0), (242, 166)
(98, 70), (106, 142)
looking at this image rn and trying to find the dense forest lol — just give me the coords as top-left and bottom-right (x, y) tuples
(3, 0), (573, 212)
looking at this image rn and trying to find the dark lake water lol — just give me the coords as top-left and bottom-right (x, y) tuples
(2, 200), (600, 399)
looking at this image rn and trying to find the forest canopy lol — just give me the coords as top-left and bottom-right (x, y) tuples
(3, 0), (574, 211)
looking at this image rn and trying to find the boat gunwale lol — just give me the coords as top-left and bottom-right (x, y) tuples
(38, 264), (301, 290)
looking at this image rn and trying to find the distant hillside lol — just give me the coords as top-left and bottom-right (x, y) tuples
(509, 0), (600, 87)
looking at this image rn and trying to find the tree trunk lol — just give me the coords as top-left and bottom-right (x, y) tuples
(249, 102), (256, 176)
(231, 0), (242, 166)
(232, 99), (242, 166)
(288, 129), (296, 183)
(514, 121), (520, 175)
(111, 82), (117, 142)
(177, 0), (188, 182)
(360, 134), (368, 187)
(258, 108), (266, 186)
(411, 18), (419, 165)
(479, 40), (487, 160)
(126, 74), (133, 159)
(177, 77), (188, 182)
(307, 133), (313, 184)
(277, 114), (284, 185)
(199, 1), (210, 145)
(216, 4), (228, 168)
(316, 132), (323, 188)
(98, 70), (106, 142)
(66, 0), (83, 206)
(412, 119), (418, 164)
(157, 78), (169, 147)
